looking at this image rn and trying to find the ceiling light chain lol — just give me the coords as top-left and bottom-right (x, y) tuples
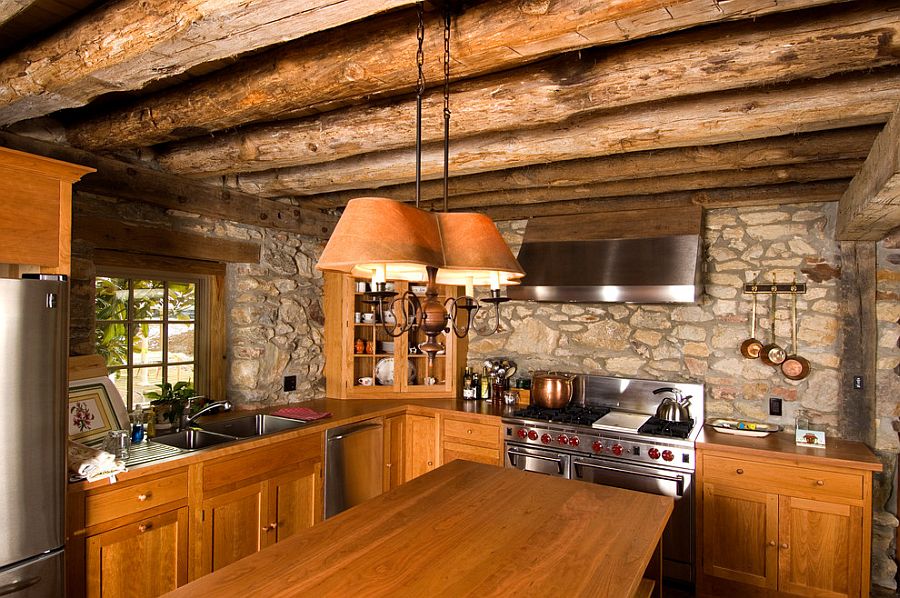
(415, 0), (425, 208)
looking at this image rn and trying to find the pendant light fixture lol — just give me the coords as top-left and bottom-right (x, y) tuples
(316, 1), (524, 364)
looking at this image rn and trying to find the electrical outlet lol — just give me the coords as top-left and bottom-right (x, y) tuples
(284, 375), (297, 392)
(769, 397), (782, 417)
(853, 375), (863, 390)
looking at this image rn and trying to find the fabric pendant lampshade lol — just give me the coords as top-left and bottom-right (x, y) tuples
(433, 211), (524, 287)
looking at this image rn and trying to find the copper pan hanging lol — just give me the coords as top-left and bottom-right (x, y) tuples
(760, 286), (786, 367)
(781, 285), (811, 380)
(740, 288), (763, 359)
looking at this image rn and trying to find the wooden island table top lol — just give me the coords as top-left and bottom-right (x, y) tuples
(165, 460), (673, 598)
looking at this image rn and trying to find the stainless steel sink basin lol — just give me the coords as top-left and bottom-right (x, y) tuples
(152, 429), (238, 450)
(198, 414), (308, 438)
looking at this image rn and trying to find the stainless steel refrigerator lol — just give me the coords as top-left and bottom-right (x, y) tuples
(0, 275), (67, 596)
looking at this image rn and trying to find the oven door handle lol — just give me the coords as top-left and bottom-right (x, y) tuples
(507, 448), (565, 475)
(572, 459), (685, 496)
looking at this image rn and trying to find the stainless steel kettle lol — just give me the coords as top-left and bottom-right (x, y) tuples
(653, 387), (692, 423)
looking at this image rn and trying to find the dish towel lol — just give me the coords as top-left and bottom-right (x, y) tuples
(270, 406), (332, 421)
(67, 440), (126, 483)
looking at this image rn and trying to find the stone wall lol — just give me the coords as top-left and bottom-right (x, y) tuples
(70, 192), (327, 406)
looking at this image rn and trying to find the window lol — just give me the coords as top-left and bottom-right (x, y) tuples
(95, 270), (208, 410)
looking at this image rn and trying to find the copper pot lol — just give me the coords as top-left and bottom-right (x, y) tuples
(531, 372), (575, 409)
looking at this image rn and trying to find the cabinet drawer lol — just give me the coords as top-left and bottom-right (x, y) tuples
(442, 417), (500, 449)
(443, 441), (501, 466)
(703, 454), (863, 502)
(85, 471), (188, 528)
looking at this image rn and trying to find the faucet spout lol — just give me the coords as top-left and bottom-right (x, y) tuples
(183, 400), (233, 429)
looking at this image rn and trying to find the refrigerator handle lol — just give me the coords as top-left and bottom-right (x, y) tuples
(0, 576), (41, 596)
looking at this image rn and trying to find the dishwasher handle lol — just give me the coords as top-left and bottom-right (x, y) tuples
(327, 422), (382, 442)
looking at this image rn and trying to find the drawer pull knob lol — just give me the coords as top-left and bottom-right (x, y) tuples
(262, 523), (278, 532)
(816, 480), (825, 486)
(137, 493), (151, 501)
(467, 429), (472, 434)
(735, 468), (744, 475)
(768, 540), (776, 547)
(781, 543), (789, 550)
(138, 523), (152, 533)
(427, 461), (433, 467)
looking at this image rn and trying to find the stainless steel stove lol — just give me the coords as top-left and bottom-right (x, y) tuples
(502, 374), (704, 584)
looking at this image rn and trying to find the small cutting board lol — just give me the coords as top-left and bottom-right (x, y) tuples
(592, 412), (650, 433)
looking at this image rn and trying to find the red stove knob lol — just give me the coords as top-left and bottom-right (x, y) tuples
(569, 436), (580, 447)
(527, 430), (538, 441)
(591, 441), (603, 453)
(516, 428), (528, 439)
(557, 435), (569, 445)
(612, 444), (624, 456)
(648, 448), (660, 460)
(540, 433), (552, 445)
(662, 450), (675, 462)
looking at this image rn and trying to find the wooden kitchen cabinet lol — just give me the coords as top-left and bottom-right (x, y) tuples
(440, 413), (503, 467)
(194, 433), (323, 577)
(0, 147), (93, 276)
(403, 414), (438, 482)
(696, 437), (879, 598)
(323, 272), (467, 399)
(383, 415), (406, 491)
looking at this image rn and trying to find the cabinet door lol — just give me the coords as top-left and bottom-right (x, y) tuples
(85, 507), (188, 598)
(778, 496), (862, 598)
(702, 482), (778, 590)
(201, 483), (267, 574)
(384, 415), (405, 491)
(267, 460), (323, 546)
(403, 414), (437, 482)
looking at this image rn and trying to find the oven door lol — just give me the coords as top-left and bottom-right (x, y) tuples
(571, 456), (694, 583)
(505, 443), (570, 477)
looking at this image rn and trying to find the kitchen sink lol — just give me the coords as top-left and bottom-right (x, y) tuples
(198, 414), (308, 438)
(152, 429), (238, 450)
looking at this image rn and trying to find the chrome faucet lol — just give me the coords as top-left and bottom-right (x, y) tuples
(180, 398), (232, 430)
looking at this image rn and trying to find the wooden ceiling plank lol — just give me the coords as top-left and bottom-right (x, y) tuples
(0, 0), (417, 126)
(837, 104), (900, 240)
(230, 70), (900, 197)
(299, 127), (879, 208)
(155, 2), (899, 178)
(62, 0), (849, 150)
(482, 181), (850, 220)
(0, 132), (336, 239)
(0, 0), (41, 27)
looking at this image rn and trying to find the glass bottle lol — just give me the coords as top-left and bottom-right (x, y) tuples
(480, 366), (491, 400)
(472, 370), (481, 399)
(462, 367), (475, 399)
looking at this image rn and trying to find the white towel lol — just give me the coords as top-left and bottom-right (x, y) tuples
(67, 440), (126, 482)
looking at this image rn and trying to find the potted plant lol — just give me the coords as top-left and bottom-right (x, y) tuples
(145, 381), (196, 431)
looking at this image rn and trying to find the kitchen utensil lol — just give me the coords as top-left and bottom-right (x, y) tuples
(531, 372), (576, 408)
(781, 286), (811, 380)
(653, 387), (692, 423)
(504, 360), (518, 379)
(740, 290), (763, 359)
(760, 286), (786, 366)
(103, 429), (131, 460)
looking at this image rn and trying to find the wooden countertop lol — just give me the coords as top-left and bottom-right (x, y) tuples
(163, 460), (673, 598)
(697, 425), (882, 472)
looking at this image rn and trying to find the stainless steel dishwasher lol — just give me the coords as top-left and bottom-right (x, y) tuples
(324, 420), (384, 518)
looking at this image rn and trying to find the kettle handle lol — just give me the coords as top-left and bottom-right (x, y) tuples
(653, 387), (680, 395)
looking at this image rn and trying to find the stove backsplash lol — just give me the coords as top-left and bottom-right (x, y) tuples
(576, 374), (704, 423)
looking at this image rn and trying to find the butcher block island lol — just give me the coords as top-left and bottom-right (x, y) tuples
(163, 460), (672, 598)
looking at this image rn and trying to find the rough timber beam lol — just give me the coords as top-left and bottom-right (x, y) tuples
(156, 3), (900, 178)
(299, 127), (879, 208)
(63, 0), (850, 150)
(231, 71), (900, 198)
(837, 104), (900, 240)
(0, 0), (40, 27)
(481, 181), (850, 221)
(0, 132), (335, 239)
(0, 0), (417, 126)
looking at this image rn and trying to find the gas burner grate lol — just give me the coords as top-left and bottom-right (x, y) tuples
(638, 416), (694, 439)
(513, 405), (611, 426)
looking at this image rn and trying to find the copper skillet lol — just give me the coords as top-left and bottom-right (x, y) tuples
(760, 288), (786, 367)
(781, 287), (811, 380)
(740, 289), (763, 359)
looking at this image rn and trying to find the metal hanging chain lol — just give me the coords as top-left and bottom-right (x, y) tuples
(415, 0), (425, 208)
(442, 5), (451, 213)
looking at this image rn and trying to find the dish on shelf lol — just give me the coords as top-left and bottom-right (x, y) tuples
(374, 357), (416, 386)
(708, 418), (780, 437)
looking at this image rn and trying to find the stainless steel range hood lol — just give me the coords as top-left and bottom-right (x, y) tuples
(506, 206), (703, 303)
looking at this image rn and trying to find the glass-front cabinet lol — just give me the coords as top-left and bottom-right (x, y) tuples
(324, 272), (466, 399)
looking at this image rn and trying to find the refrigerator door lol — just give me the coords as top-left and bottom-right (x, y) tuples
(0, 278), (67, 566)
(0, 550), (63, 597)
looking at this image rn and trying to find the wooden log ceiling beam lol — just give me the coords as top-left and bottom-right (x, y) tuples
(837, 103), (900, 240)
(0, 0), (40, 27)
(231, 70), (900, 198)
(62, 0), (850, 150)
(0, 132), (336, 239)
(481, 181), (851, 221)
(420, 160), (863, 211)
(0, 0), (417, 127)
(157, 3), (900, 178)
(301, 127), (880, 208)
